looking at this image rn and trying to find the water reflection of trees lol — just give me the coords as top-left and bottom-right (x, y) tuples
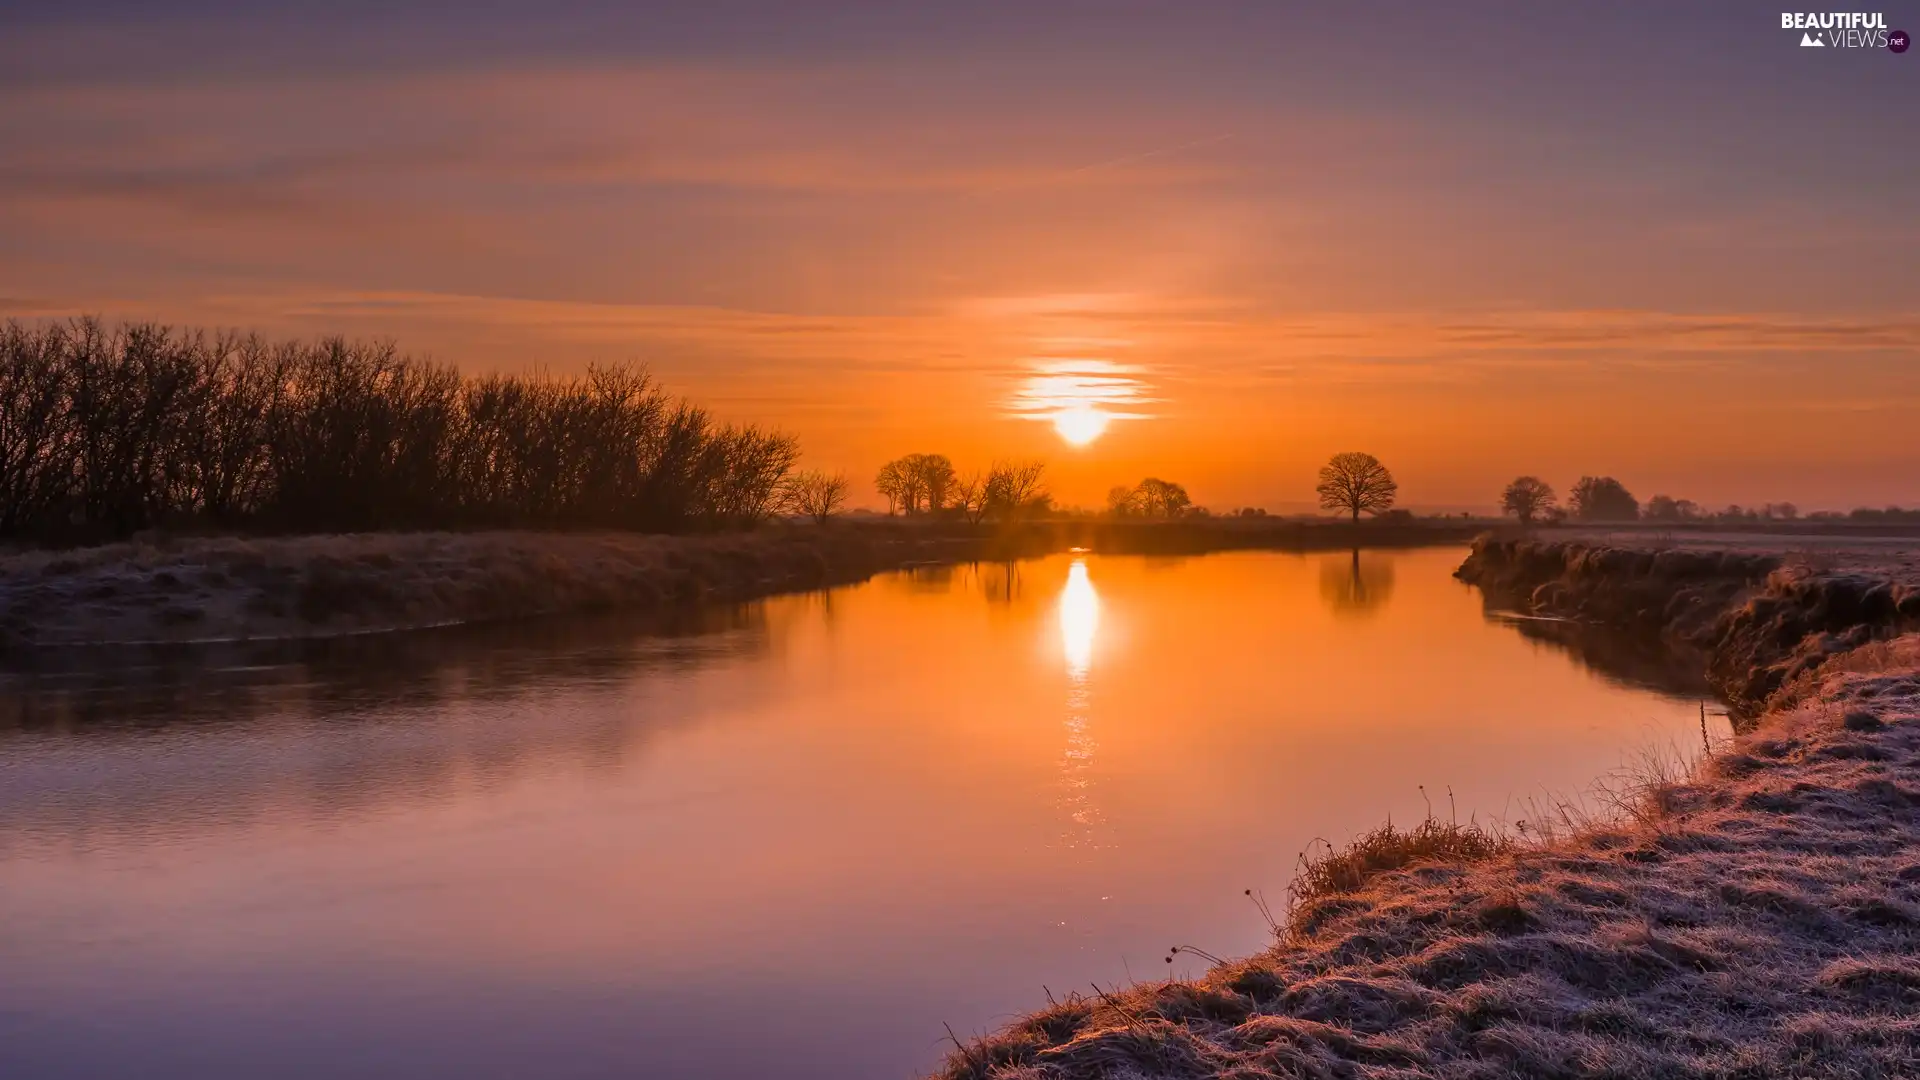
(1318, 549), (1396, 617)
(976, 560), (1025, 606)
(895, 563), (958, 593)
(0, 605), (772, 733)
(0, 605), (777, 841)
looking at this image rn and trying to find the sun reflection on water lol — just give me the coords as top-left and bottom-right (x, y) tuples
(1059, 559), (1100, 675)
(1056, 559), (1106, 848)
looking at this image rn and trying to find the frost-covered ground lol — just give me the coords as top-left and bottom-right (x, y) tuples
(1552, 527), (1920, 581)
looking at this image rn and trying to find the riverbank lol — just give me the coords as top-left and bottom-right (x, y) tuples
(1459, 535), (1920, 711)
(936, 536), (1920, 1079)
(0, 518), (1491, 650)
(0, 528), (937, 650)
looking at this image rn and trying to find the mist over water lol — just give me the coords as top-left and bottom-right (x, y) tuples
(0, 548), (1728, 1079)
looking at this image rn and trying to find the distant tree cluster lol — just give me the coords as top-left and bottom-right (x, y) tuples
(0, 319), (799, 544)
(1498, 473), (1865, 526)
(1821, 506), (1920, 523)
(1106, 477), (1193, 518)
(874, 454), (1049, 524)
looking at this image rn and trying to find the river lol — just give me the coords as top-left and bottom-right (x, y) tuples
(0, 547), (1730, 1078)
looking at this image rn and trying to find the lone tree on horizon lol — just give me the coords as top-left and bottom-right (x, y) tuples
(1500, 476), (1557, 526)
(1316, 452), (1397, 523)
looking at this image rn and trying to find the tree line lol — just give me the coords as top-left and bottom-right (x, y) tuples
(872, 453), (1050, 523)
(0, 319), (803, 543)
(1496, 474), (1901, 525)
(866, 451), (1408, 524)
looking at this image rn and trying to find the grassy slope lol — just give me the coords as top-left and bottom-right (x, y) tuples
(937, 542), (1920, 1079)
(0, 528), (940, 648)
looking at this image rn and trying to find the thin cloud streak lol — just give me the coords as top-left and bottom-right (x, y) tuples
(9, 289), (1915, 380)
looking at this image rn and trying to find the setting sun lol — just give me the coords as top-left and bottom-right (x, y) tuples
(1051, 405), (1111, 447)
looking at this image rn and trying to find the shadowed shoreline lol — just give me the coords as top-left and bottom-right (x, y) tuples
(0, 519), (1493, 652)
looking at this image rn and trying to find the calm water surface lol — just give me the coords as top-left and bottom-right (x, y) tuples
(0, 548), (1728, 1079)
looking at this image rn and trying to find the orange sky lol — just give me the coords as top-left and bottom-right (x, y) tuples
(2, 4), (1916, 511)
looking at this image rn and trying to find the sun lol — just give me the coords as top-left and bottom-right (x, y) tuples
(1052, 405), (1111, 447)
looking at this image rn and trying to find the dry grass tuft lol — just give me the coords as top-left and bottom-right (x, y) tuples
(1290, 818), (1511, 912)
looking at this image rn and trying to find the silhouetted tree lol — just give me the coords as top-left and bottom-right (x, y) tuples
(780, 469), (848, 523)
(874, 452), (956, 515)
(906, 453), (956, 514)
(875, 459), (907, 515)
(0, 318), (797, 542)
(984, 459), (1048, 521)
(1500, 476), (1556, 526)
(1644, 494), (1708, 523)
(1316, 452), (1397, 523)
(1568, 476), (1639, 521)
(955, 470), (989, 525)
(0, 322), (74, 535)
(1108, 477), (1191, 518)
(1136, 477), (1191, 518)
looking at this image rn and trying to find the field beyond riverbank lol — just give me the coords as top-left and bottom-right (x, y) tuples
(0, 517), (1490, 650)
(936, 536), (1920, 1079)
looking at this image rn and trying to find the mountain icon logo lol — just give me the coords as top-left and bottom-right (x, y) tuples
(1800, 31), (1825, 46)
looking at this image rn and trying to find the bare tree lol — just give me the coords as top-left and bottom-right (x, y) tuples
(1107, 477), (1191, 518)
(955, 470), (989, 525)
(906, 453), (956, 515)
(1136, 477), (1191, 518)
(780, 469), (848, 523)
(876, 452), (960, 515)
(874, 459), (907, 516)
(0, 322), (74, 536)
(1500, 476), (1556, 526)
(1315, 452), (1397, 523)
(0, 318), (800, 542)
(984, 459), (1048, 521)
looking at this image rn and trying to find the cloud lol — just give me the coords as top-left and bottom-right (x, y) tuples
(0, 65), (1247, 216)
(10, 287), (1914, 406)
